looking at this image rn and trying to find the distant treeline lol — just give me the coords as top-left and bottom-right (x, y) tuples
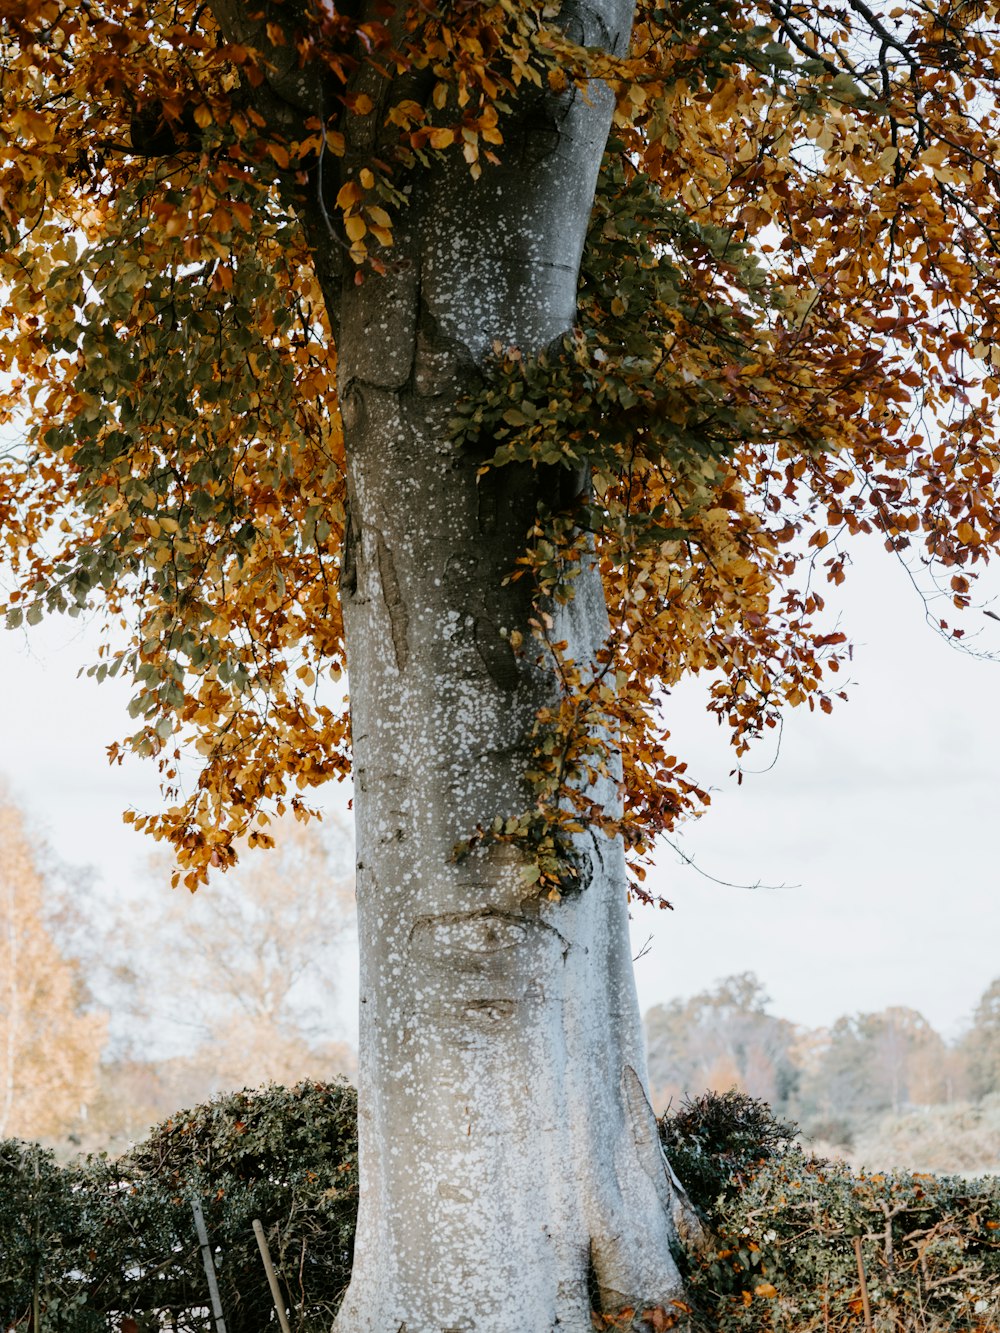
(644, 972), (1000, 1156)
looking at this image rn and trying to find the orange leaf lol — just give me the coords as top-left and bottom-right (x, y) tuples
(957, 520), (978, 544)
(336, 180), (361, 209)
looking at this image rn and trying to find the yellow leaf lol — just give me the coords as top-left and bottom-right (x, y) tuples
(336, 180), (361, 209)
(13, 109), (54, 143)
(389, 100), (424, 127)
(344, 215), (367, 242)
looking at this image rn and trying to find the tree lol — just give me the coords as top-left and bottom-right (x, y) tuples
(134, 814), (355, 1090)
(802, 1006), (949, 1123)
(78, 815), (357, 1150)
(4, 0), (1000, 1325)
(645, 973), (799, 1115)
(0, 789), (107, 1143)
(964, 976), (1000, 1101)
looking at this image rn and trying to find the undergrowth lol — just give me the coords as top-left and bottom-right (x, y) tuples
(2, 1084), (997, 1331)
(659, 1090), (1000, 1333)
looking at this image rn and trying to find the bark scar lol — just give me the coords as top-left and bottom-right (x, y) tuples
(409, 907), (568, 954)
(341, 488), (361, 598)
(375, 529), (409, 672)
(462, 998), (516, 1022)
(623, 1065), (707, 1251)
(622, 1064), (670, 1196)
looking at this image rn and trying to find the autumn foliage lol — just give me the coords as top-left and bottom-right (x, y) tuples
(3, 0), (1000, 890)
(0, 795), (106, 1141)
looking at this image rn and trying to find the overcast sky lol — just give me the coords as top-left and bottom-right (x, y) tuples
(1, 529), (998, 1042)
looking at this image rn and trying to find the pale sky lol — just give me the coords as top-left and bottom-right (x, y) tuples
(1, 529), (998, 1042)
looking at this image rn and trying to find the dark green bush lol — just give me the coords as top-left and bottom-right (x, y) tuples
(2, 1080), (358, 1333)
(689, 1152), (1000, 1332)
(96, 1077), (358, 1332)
(659, 1088), (799, 1215)
(0, 1140), (101, 1332)
(659, 1090), (1000, 1331)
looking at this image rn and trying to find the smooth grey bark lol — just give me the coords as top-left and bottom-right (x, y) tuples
(214, 0), (699, 1325)
(326, 5), (697, 1329)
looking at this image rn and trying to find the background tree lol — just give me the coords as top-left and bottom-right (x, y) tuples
(68, 815), (357, 1153)
(0, 790), (106, 1143)
(964, 976), (1000, 1101)
(645, 973), (799, 1116)
(134, 814), (355, 1093)
(5, 0), (1000, 1326)
(800, 1006), (950, 1127)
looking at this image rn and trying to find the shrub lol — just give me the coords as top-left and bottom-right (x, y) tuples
(690, 1152), (1000, 1332)
(2, 1080), (358, 1333)
(0, 1139), (100, 1331)
(660, 1089), (1000, 1331)
(659, 1089), (799, 1215)
(4, 1080), (998, 1333)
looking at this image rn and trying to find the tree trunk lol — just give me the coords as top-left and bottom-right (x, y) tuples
(329, 4), (695, 1327)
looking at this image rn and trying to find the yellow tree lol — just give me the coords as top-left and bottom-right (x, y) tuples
(4, 0), (1000, 1325)
(0, 792), (107, 1143)
(645, 974), (799, 1114)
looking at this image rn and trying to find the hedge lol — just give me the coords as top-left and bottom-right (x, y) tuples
(662, 1092), (1000, 1333)
(1, 1080), (357, 1332)
(2, 1084), (998, 1332)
